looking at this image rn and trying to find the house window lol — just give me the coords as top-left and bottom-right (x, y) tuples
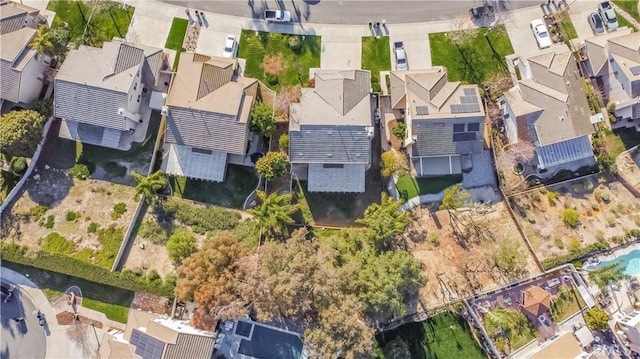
(467, 122), (480, 132)
(134, 84), (137, 91)
(504, 112), (510, 119)
(453, 124), (465, 133)
(323, 164), (344, 169)
(453, 132), (476, 142)
(191, 148), (212, 155)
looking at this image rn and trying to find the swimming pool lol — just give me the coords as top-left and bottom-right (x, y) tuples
(595, 249), (640, 276)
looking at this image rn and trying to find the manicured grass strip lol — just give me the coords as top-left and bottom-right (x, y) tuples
(616, 11), (638, 31)
(165, 18), (189, 50)
(238, 30), (321, 90)
(362, 36), (391, 92)
(1, 243), (175, 297)
(377, 312), (485, 359)
(557, 12), (578, 40)
(429, 25), (514, 84)
(170, 165), (258, 209)
(613, 0), (640, 22)
(47, 0), (134, 47)
(6, 261), (134, 324)
(396, 175), (462, 200)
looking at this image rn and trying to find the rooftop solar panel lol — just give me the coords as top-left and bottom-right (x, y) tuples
(464, 88), (476, 96)
(415, 105), (429, 115)
(235, 321), (253, 338)
(131, 329), (165, 359)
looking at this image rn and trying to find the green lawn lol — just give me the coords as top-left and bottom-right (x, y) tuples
(377, 312), (485, 359)
(238, 30), (321, 90)
(3, 261), (133, 323)
(617, 11), (638, 31)
(601, 127), (640, 158)
(429, 25), (514, 84)
(613, 0), (640, 21)
(550, 285), (586, 323)
(165, 18), (189, 70)
(557, 11), (578, 41)
(396, 175), (462, 201)
(362, 36), (391, 92)
(47, 0), (134, 47)
(170, 165), (258, 209)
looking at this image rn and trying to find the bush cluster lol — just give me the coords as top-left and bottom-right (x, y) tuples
(111, 202), (127, 219)
(163, 199), (240, 234)
(542, 241), (610, 270)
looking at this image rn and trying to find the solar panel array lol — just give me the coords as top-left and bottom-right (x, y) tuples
(631, 66), (640, 76)
(450, 88), (481, 113)
(130, 329), (165, 359)
(235, 321), (253, 337)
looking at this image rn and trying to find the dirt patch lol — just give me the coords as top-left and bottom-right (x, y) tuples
(406, 202), (541, 309)
(56, 311), (103, 328)
(510, 175), (640, 260)
(131, 292), (171, 315)
(617, 149), (640, 191)
(385, 119), (403, 150)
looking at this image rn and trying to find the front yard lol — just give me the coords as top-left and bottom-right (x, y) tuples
(165, 17), (189, 70)
(48, 0), (134, 47)
(238, 30), (321, 90)
(377, 312), (485, 359)
(362, 36), (391, 92)
(429, 25), (514, 84)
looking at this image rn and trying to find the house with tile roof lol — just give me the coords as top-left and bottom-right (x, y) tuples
(0, 1), (49, 107)
(499, 44), (596, 176)
(389, 66), (485, 177)
(583, 28), (640, 131)
(54, 39), (164, 150)
(161, 52), (261, 183)
(99, 309), (217, 359)
(288, 69), (374, 193)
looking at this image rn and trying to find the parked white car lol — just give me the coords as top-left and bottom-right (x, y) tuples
(222, 35), (237, 58)
(530, 19), (552, 49)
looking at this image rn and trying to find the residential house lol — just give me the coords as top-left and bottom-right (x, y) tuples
(54, 39), (164, 150)
(162, 52), (261, 183)
(617, 310), (640, 354)
(389, 66), (485, 177)
(500, 45), (595, 176)
(212, 319), (305, 359)
(100, 309), (217, 359)
(289, 69), (374, 193)
(0, 1), (49, 107)
(584, 29), (640, 131)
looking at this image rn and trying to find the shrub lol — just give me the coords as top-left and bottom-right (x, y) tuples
(164, 199), (240, 234)
(44, 215), (55, 229)
(585, 307), (610, 331)
(288, 35), (302, 51)
(391, 122), (407, 140)
(10, 157), (27, 174)
(256, 151), (288, 180)
(541, 241), (610, 270)
(87, 222), (99, 234)
(69, 163), (90, 180)
(627, 229), (640, 241)
(546, 191), (558, 201)
(28, 204), (48, 220)
(279, 134), (289, 152)
(65, 211), (78, 222)
(111, 203), (127, 219)
(138, 220), (169, 244)
(561, 208), (580, 227)
(40, 232), (76, 254)
(554, 237), (564, 249)
(428, 232), (439, 246)
(568, 237), (581, 252)
(166, 229), (197, 263)
(251, 102), (276, 136)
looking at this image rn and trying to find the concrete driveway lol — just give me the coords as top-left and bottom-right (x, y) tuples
(320, 36), (362, 69)
(568, 1), (601, 40)
(0, 284), (46, 359)
(503, 6), (550, 57)
(388, 32), (431, 70)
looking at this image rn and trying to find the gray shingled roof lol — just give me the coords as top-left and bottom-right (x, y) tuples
(0, 2), (27, 35)
(163, 333), (215, 359)
(412, 117), (484, 157)
(162, 143), (227, 182)
(289, 125), (372, 164)
(307, 163), (366, 192)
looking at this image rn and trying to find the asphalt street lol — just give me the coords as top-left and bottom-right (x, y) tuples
(0, 286), (46, 359)
(161, 0), (542, 24)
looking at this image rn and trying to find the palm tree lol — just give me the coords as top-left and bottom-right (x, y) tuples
(248, 190), (298, 240)
(131, 170), (168, 204)
(29, 25), (53, 56)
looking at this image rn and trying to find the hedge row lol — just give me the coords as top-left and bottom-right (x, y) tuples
(541, 241), (610, 270)
(1, 243), (175, 297)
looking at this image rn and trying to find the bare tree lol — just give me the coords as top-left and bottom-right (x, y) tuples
(448, 13), (474, 47)
(261, 54), (288, 77)
(496, 140), (536, 173)
(274, 85), (301, 119)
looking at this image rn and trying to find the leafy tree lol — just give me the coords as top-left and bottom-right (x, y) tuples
(496, 140), (536, 173)
(561, 208), (580, 227)
(131, 170), (168, 204)
(391, 122), (407, 140)
(29, 25), (53, 55)
(30, 98), (53, 118)
(248, 190), (298, 240)
(278, 134), (289, 152)
(356, 193), (411, 252)
(588, 262), (629, 292)
(584, 307), (610, 331)
(69, 163), (90, 180)
(0, 110), (46, 158)
(48, 26), (71, 61)
(440, 184), (470, 212)
(255, 151), (288, 180)
(176, 232), (251, 325)
(303, 294), (375, 358)
(494, 240), (525, 273)
(167, 229), (197, 263)
(251, 102), (276, 137)
(380, 149), (408, 177)
(383, 338), (411, 359)
(484, 308), (533, 338)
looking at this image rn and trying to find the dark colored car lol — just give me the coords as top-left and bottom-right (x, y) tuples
(469, 5), (495, 19)
(588, 12), (605, 34)
(1, 283), (13, 303)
